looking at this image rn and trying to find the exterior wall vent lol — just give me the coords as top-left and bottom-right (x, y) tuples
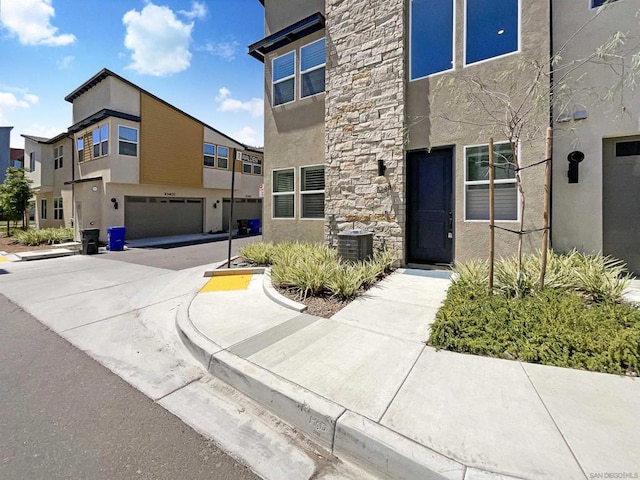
(337, 230), (374, 261)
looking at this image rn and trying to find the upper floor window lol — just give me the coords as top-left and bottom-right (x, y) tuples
(92, 125), (108, 158)
(217, 146), (229, 170)
(204, 143), (215, 167)
(465, 142), (517, 221)
(300, 165), (325, 219)
(241, 152), (262, 175)
(29, 152), (35, 172)
(465, 0), (519, 65)
(54, 146), (63, 170)
(273, 51), (295, 106)
(118, 126), (138, 156)
(77, 138), (84, 163)
(300, 39), (326, 98)
(410, 0), (454, 80)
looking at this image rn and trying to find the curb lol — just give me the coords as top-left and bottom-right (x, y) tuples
(262, 268), (307, 313)
(175, 295), (494, 480)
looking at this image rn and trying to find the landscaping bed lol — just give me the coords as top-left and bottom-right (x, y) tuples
(0, 228), (75, 254)
(428, 251), (640, 376)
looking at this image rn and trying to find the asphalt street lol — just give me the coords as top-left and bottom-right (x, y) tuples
(0, 242), (262, 480)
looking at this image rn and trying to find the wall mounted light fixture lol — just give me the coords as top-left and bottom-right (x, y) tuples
(377, 159), (386, 176)
(111, 197), (119, 210)
(567, 151), (585, 184)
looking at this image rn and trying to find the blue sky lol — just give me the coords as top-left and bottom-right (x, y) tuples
(0, 0), (265, 148)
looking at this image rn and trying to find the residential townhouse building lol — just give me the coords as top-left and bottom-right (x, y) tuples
(251, 0), (639, 272)
(24, 68), (263, 243)
(0, 126), (17, 183)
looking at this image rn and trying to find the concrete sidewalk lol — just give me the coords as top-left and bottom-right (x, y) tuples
(182, 268), (640, 480)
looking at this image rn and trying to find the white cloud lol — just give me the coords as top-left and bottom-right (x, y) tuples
(122, 3), (194, 76)
(233, 126), (261, 147)
(201, 40), (239, 61)
(0, 91), (38, 109)
(0, 0), (76, 46)
(215, 88), (263, 118)
(179, 1), (207, 20)
(57, 55), (74, 69)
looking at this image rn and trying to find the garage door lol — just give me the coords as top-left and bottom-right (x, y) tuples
(603, 138), (640, 274)
(124, 196), (203, 239)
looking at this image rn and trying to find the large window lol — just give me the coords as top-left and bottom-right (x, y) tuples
(29, 152), (35, 172)
(41, 199), (47, 220)
(118, 126), (138, 156)
(92, 125), (109, 158)
(273, 51), (295, 106)
(77, 138), (84, 163)
(217, 146), (229, 169)
(300, 166), (325, 219)
(465, 143), (517, 221)
(204, 143), (215, 167)
(300, 39), (325, 98)
(53, 197), (63, 221)
(410, 0), (454, 79)
(54, 146), (63, 170)
(465, 0), (519, 65)
(272, 169), (295, 218)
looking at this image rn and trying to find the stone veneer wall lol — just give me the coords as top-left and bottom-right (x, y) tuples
(324, 0), (406, 259)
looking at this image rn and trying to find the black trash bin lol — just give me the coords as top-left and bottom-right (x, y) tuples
(237, 219), (248, 235)
(81, 228), (100, 255)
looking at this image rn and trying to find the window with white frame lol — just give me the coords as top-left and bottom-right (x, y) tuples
(465, 143), (517, 221)
(54, 145), (63, 170)
(300, 166), (325, 219)
(410, 0), (454, 80)
(53, 197), (63, 221)
(204, 143), (215, 167)
(77, 138), (84, 163)
(273, 51), (295, 106)
(92, 125), (109, 158)
(29, 152), (35, 172)
(300, 38), (325, 98)
(41, 199), (47, 220)
(272, 168), (295, 218)
(217, 146), (229, 169)
(118, 126), (138, 156)
(465, 0), (519, 65)
(241, 152), (262, 175)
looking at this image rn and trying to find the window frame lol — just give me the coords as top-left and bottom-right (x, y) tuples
(92, 124), (109, 159)
(299, 38), (326, 99)
(217, 146), (229, 170)
(463, 142), (520, 222)
(41, 198), (47, 220)
(272, 51), (296, 107)
(299, 164), (325, 220)
(54, 145), (63, 170)
(53, 197), (63, 221)
(118, 125), (138, 157)
(409, 0), (456, 81)
(203, 143), (216, 168)
(272, 167), (295, 219)
(77, 138), (84, 163)
(29, 152), (35, 172)
(463, 0), (521, 67)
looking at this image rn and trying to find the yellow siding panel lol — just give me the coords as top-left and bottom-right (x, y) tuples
(140, 93), (203, 187)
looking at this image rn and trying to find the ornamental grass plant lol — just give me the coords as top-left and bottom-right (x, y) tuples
(11, 227), (74, 246)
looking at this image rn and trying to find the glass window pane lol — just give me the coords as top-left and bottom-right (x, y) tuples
(411, 0), (454, 79)
(93, 144), (100, 157)
(466, 144), (514, 181)
(119, 126), (138, 142)
(273, 169), (294, 193)
(101, 125), (108, 141)
(218, 158), (228, 169)
(253, 165), (262, 175)
(204, 144), (215, 156)
(77, 138), (83, 149)
(302, 68), (325, 98)
(273, 52), (295, 81)
(101, 140), (109, 156)
(302, 166), (325, 191)
(274, 195), (294, 218)
(92, 129), (100, 144)
(119, 141), (137, 156)
(243, 163), (252, 173)
(301, 39), (325, 71)
(274, 78), (295, 105)
(466, 183), (517, 220)
(218, 146), (229, 158)
(204, 155), (215, 167)
(302, 193), (324, 218)
(466, 0), (519, 64)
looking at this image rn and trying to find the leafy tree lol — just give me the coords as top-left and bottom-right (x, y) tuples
(0, 167), (33, 235)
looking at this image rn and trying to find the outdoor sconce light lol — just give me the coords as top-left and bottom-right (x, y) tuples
(213, 200), (220, 208)
(111, 197), (119, 210)
(567, 151), (585, 184)
(377, 159), (387, 177)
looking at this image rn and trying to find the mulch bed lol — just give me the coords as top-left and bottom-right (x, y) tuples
(0, 234), (62, 254)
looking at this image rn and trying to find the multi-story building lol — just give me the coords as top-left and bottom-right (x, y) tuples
(24, 68), (263, 242)
(251, 0), (639, 272)
(0, 126), (17, 183)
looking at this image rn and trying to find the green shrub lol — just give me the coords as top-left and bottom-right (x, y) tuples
(12, 228), (74, 246)
(429, 283), (640, 375)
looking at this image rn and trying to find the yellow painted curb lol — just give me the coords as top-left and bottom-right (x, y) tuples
(0, 257), (7, 263)
(200, 274), (252, 292)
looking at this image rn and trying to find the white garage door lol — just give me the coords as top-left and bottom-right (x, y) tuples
(124, 196), (204, 239)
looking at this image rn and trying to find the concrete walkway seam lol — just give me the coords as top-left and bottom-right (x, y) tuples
(262, 268), (308, 313)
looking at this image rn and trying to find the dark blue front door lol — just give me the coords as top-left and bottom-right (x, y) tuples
(406, 148), (454, 264)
